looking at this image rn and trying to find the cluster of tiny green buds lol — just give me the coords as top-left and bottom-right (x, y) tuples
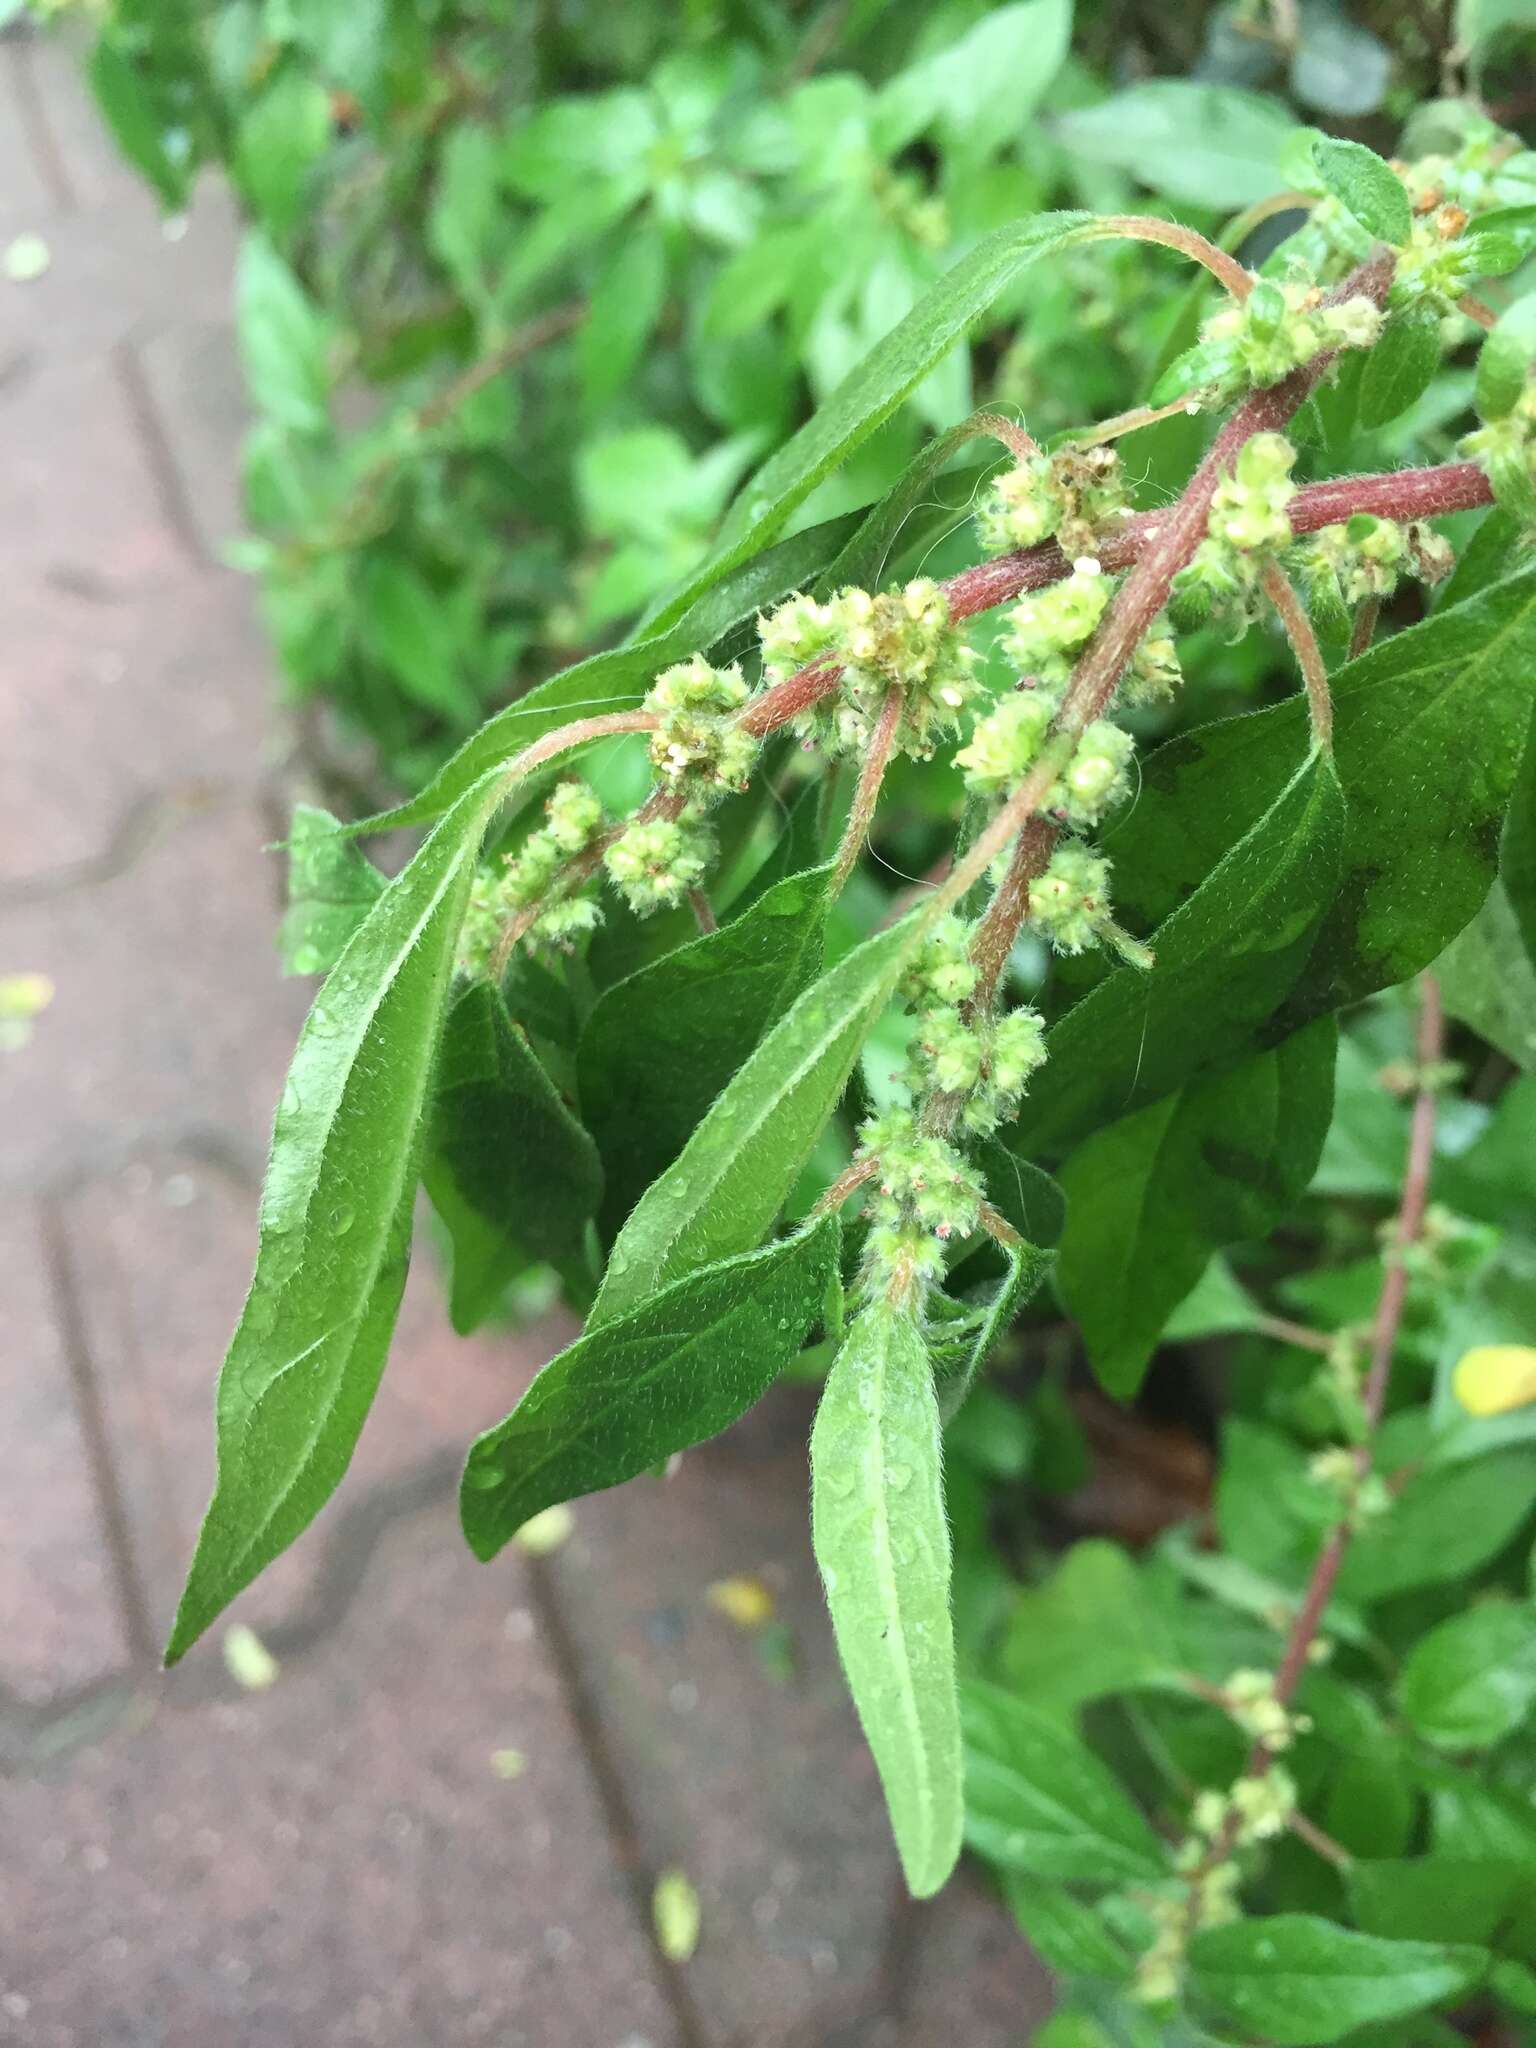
(1190, 1767), (1298, 1850)
(1134, 1863), (1242, 2006)
(1290, 515), (1454, 634)
(1390, 204), (1485, 311)
(975, 445), (1129, 559)
(602, 809), (713, 917)
(1050, 719), (1135, 829)
(1027, 842), (1113, 955)
(1220, 1670), (1312, 1754)
(856, 1108), (983, 1298)
(902, 1002), (1048, 1134)
(1197, 279), (1381, 396)
(762, 581), (979, 759)
(1175, 434), (1298, 623)
(900, 917), (979, 1008)
(955, 687), (1058, 795)
(1122, 614), (1183, 707)
(456, 780), (607, 969)
(1309, 1445), (1391, 1527)
(1463, 380), (1536, 526)
(644, 655), (758, 800)
(1003, 556), (1113, 685)
(975, 451), (1064, 553)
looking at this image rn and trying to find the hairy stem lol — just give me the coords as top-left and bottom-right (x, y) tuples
(1347, 595), (1381, 662)
(967, 816), (1058, 1007)
(497, 710), (659, 793)
(688, 888), (717, 936)
(972, 410), (1042, 462)
(1095, 214), (1255, 301)
(832, 685), (905, 893)
(1262, 560), (1333, 751)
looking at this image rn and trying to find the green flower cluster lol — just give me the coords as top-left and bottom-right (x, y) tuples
(602, 809), (715, 916)
(898, 919), (1047, 1134)
(1463, 380), (1536, 526)
(856, 1107), (984, 1297)
(1290, 515), (1454, 633)
(457, 780), (607, 969)
(1001, 555), (1114, 686)
(957, 692), (1134, 833)
(1027, 842), (1113, 955)
(1198, 279), (1381, 393)
(1175, 433), (1297, 620)
(974, 444), (1128, 559)
(645, 655), (758, 800)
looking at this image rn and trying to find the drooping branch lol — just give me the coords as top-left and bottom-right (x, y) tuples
(1262, 560), (1334, 750)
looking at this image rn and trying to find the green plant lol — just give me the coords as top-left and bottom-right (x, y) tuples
(83, 11), (1536, 2036)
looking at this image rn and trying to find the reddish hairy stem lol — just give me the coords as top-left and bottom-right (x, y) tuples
(688, 888), (717, 935)
(967, 816), (1058, 1007)
(1262, 560), (1333, 750)
(1347, 596), (1381, 662)
(499, 710), (659, 788)
(832, 685), (906, 892)
(1095, 213), (1255, 301)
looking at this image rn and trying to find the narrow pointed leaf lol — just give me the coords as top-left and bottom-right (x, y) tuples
(1188, 1915), (1487, 2045)
(578, 865), (830, 1238)
(461, 1216), (838, 1559)
(1015, 753), (1345, 1159)
(591, 912), (919, 1325)
(425, 978), (603, 1332)
(278, 804), (386, 977)
(812, 1303), (962, 1897)
(166, 777), (498, 1662)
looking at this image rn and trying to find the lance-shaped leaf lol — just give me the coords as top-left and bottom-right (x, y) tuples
(962, 1680), (1167, 1884)
(166, 777), (498, 1663)
(1057, 1020), (1338, 1396)
(425, 978), (603, 1332)
(1188, 1915), (1487, 2046)
(646, 211), (1095, 632)
(1107, 564), (1536, 1031)
(579, 865), (830, 1238)
(1014, 752), (1345, 1159)
(590, 913), (919, 1326)
(351, 515), (859, 834)
(1437, 879), (1536, 1070)
(460, 1216), (838, 1559)
(278, 804), (386, 977)
(811, 1302), (962, 1897)
(1505, 699), (1536, 972)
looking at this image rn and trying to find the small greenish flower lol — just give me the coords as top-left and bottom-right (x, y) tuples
(975, 452), (1064, 554)
(603, 810), (714, 916)
(544, 779), (606, 854)
(1027, 842), (1112, 955)
(757, 590), (844, 684)
(645, 654), (759, 799)
(1222, 1669), (1310, 1753)
(531, 896), (602, 946)
(1462, 382), (1536, 524)
(786, 579), (979, 759)
(900, 916), (980, 1008)
(456, 779), (607, 971)
(855, 1108), (984, 1299)
(908, 1006), (984, 1095)
(1003, 557), (1113, 683)
(1122, 616), (1182, 707)
(955, 687), (1059, 795)
(1049, 719), (1135, 829)
(1201, 279), (1381, 391)
(1211, 433), (1297, 553)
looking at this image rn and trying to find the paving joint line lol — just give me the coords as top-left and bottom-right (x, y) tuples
(112, 336), (217, 573)
(7, 31), (76, 212)
(0, 781), (230, 913)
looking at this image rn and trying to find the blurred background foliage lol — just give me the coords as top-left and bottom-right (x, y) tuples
(74, 0), (1536, 796)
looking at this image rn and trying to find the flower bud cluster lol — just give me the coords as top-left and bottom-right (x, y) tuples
(1123, 615), (1183, 707)
(856, 1107), (983, 1298)
(1175, 434), (1297, 621)
(1134, 1862), (1242, 2006)
(1390, 208), (1487, 311)
(457, 780), (606, 969)
(1290, 515), (1454, 633)
(645, 655), (758, 800)
(1027, 842), (1114, 956)
(1221, 1670), (1311, 1754)
(602, 809), (714, 917)
(1001, 555), (1113, 686)
(1463, 381), (1536, 525)
(1308, 1445), (1391, 1527)
(975, 445), (1128, 559)
(897, 921), (1048, 1133)
(759, 581), (979, 759)
(1190, 1767), (1298, 1850)
(1199, 280), (1381, 393)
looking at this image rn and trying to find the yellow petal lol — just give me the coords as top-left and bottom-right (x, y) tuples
(1452, 1345), (1536, 1418)
(705, 1574), (776, 1630)
(652, 1868), (700, 1963)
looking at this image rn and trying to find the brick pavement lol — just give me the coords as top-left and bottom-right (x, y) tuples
(0, 30), (1052, 2047)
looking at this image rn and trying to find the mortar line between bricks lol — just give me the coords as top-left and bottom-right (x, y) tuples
(38, 1196), (160, 1669)
(8, 33), (77, 212)
(112, 337), (217, 572)
(524, 1552), (713, 2048)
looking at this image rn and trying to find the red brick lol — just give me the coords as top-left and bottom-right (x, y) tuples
(0, 1198), (131, 1701)
(1, 1502), (682, 2048)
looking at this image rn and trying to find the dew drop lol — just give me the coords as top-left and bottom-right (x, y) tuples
(464, 1462), (505, 1492)
(329, 1203), (355, 1237)
(280, 1080), (303, 1117)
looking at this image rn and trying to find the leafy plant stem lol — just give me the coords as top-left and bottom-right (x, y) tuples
(972, 410), (1042, 461)
(1457, 291), (1498, 331)
(1262, 560), (1334, 750)
(833, 684), (906, 892)
(688, 887), (717, 935)
(1069, 394), (1210, 449)
(1095, 214), (1255, 301)
(1347, 595), (1381, 661)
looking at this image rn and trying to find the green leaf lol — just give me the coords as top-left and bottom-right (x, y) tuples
(1002, 1874), (1134, 1981)
(86, 33), (188, 210)
(590, 912), (919, 1326)
(811, 1302), (961, 1898)
(1438, 880), (1536, 1068)
(233, 67), (331, 240)
(996, 1540), (1179, 1719)
(278, 805), (387, 978)
(931, 1235), (1056, 1423)
(1312, 136), (1413, 245)
(1054, 83), (1295, 208)
(579, 232), (667, 413)
(357, 554), (480, 724)
(1350, 1857), (1529, 1946)
(428, 126), (504, 306)
(1358, 307), (1443, 430)
(166, 774), (499, 1663)
(578, 865), (830, 1239)
(237, 233), (330, 436)
(424, 979), (602, 1333)
(460, 1217), (837, 1559)
(1188, 1915), (1487, 2046)
(350, 514), (861, 834)
(1476, 292), (1536, 422)
(1057, 1022), (1336, 1396)
(1398, 1601), (1536, 1750)
(646, 211), (1095, 633)
(962, 1679), (1167, 1885)
(1015, 753), (1345, 1160)
(1340, 1446), (1536, 1604)
(1108, 565), (1536, 1031)
(1162, 1257), (1265, 1341)
(872, 0), (1072, 164)
(1505, 701), (1536, 973)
